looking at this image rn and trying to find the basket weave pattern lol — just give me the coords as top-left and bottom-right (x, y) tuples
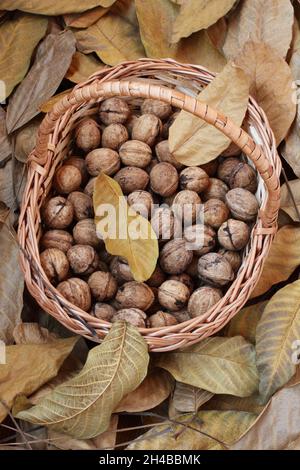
(18, 59), (281, 351)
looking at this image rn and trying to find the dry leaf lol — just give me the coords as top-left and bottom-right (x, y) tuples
(0, 202), (9, 227)
(207, 17), (228, 51)
(204, 393), (263, 415)
(66, 52), (105, 84)
(169, 62), (249, 166)
(74, 13), (145, 66)
(0, 1), (116, 15)
(13, 323), (57, 344)
(39, 89), (73, 113)
(0, 13), (47, 99)
(0, 224), (24, 344)
(115, 368), (173, 412)
(252, 225), (300, 298)
(17, 322), (149, 439)
(0, 107), (11, 163)
(172, 0), (236, 43)
(280, 179), (300, 221)
(225, 301), (267, 344)
(128, 410), (256, 450)
(256, 280), (300, 402)
(282, 107), (300, 178)
(63, 6), (109, 28)
(235, 41), (296, 145)
(0, 158), (26, 212)
(94, 173), (158, 282)
(156, 336), (258, 397)
(13, 117), (41, 163)
(0, 337), (77, 422)
(223, 0), (294, 59)
(6, 31), (76, 134)
(171, 382), (213, 413)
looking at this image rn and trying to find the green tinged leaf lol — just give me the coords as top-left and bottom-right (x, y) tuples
(16, 322), (149, 439)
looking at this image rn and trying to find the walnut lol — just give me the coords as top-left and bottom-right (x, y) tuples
(40, 230), (73, 253)
(43, 196), (74, 229)
(147, 311), (178, 328)
(99, 249), (114, 265)
(158, 280), (190, 311)
(225, 188), (259, 222)
(67, 244), (99, 275)
(155, 140), (184, 170)
(40, 248), (69, 284)
(116, 281), (154, 310)
(127, 190), (153, 219)
(65, 156), (89, 184)
(150, 162), (179, 197)
(185, 255), (199, 277)
(147, 264), (166, 288)
(172, 309), (191, 323)
(184, 224), (216, 255)
(85, 148), (120, 176)
(73, 218), (101, 248)
(126, 115), (139, 135)
(88, 271), (118, 301)
(198, 252), (234, 286)
(202, 178), (229, 202)
(112, 308), (147, 328)
(114, 167), (149, 194)
(172, 190), (201, 224)
(75, 118), (101, 152)
(54, 165), (82, 194)
(151, 207), (175, 241)
(169, 273), (194, 293)
(161, 111), (180, 139)
(132, 114), (162, 146)
(119, 140), (152, 168)
(217, 157), (241, 185)
(141, 99), (172, 120)
(229, 162), (257, 193)
(188, 286), (223, 319)
(109, 257), (134, 284)
(200, 159), (218, 177)
(218, 219), (250, 251)
(99, 97), (130, 125)
(180, 167), (210, 193)
(57, 277), (91, 311)
(201, 198), (230, 228)
(91, 302), (116, 321)
(102, 123), (129, 150)
(160, 239), (193, 274)
(84, 177), (96, 197)
(218, 249), (242, 273)
(67, 191), (93, 220)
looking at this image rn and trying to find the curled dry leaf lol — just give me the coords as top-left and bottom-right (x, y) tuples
(280, 179), (300, 221)
(0, 13), (47, 100)
(156, 336), (259, 397)
(171, 382), (214, 414)
(94, 173), (158, 282)
(223, 0), (294, 59)
(171, 0), (236, 43)
(63, 6), (109, 28)
(13, 117), (41, 163)
(13, 323), (57, 345)
(0, 0), (117, 15)
(169, 62), (249, 166)
(74, 13), (145, 66)
(6, 31), (76, 133)
(66, 52), (105, 84)
(16, 322), (149, 439)
(225, 301), (267, 344)
(0, 337), (77, 422)
(235, 41), (296, 145)
(256, 280), (300, 403)
(127, 410), (256, 450)
(251, 225), (300, 298)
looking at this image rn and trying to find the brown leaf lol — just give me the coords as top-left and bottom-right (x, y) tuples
(282, 109), (300, 178)
(74, 12), (145, 66)
(6, 31), (76, 134)
(66, 52), (105, 84)
(0, 202), (9, 227)
(39, 89), (73, 113)
(13, 323), (57, 345)
(13, 117), (41, 163)
(252, 225), (300, 298)
(0, 107), (11, 163)
(203, 393), (264, 415)
(0, 337), (77, 422)
(171, 0), (236, 43)
(0, 1), (117, 15)
(224, 0), (294, 59)
(280, 179), (300, 221)
(171, 382), (213, 413)
(0, 13), (48, 99)
(207, 17), (228, 51)
(115, 369), (173, 412)
(63, 6), (109, 28)
(0, 158), (26, 211)
(235, 41), (296, 145)
(225, 301), (267, 344)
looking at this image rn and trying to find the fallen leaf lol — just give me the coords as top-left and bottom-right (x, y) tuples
(13, 117), (41, 163)
(207, 17), (227, 51)
(203, 393), (263, 415)
(256, 280), (300, 402)
(225, 301), (267, 344)
(172, 0), (236, 43)
(0, 202), (9, 227)
(94, 173), (158, 282)
(127, 410), (256, 450)
(63, 6), (109, 28)
(16, 322), (149, 439)
(0, 107), (11, 162)
(13, 323), (57, 344)
(0, 158), (26, 211)
(235, 41), (296, 145)
(0, 13), (47, 99)
(115, 368), (173, 412)
(280, 179), (300, 221)
(171, 382), (214, 413)
(169, 62), (249, 166)
(252, 225), (300, 298)
(66, 52), (105, 84)
(282, 110), (300, 178)
(0, 223), (24, 344)
(223, 0), (294, 59)
(0, 1), (116, 15)
(156, 336), (258, 397)
(74, 13), (145, 66)
(39, 89), (73, 113)
(6, 31), (76, 133)
(0, 337), (77, 422)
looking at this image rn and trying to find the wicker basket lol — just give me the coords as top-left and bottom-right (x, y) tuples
(18, 58), (281, 352)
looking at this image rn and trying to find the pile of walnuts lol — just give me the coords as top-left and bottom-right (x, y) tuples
(40, 97), (259, 328)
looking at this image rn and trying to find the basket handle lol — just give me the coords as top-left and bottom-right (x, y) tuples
(34, 79), (280, 229)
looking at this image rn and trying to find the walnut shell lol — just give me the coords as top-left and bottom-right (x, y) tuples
(200, 159), (218, 177)
(132, 114), (162, 146)
(184, 224), (216, 256)
(102, 123), (128, 150)
(116, 281), (154, 310)
(67, 191), (93, 221)
(40, 248), (69, 284)
(57, 277), (91, 311)
(158, 280), (190, 311)
(218, 249), (242, 274)
(151, 207), (175, 242)
(229, 162), (257, 193)
(172, 190), (201, 224)
(172, 309), (191, 323)
(91, 302), (116, 321)
(75, 118), (101, 152)
(202, 178), (229, 202)
(147, 264), (166, 288)
(147, 311), (178, 328)
(112, 308), (147, 328)
(150, 162), (179, 197)
(119, 140), (152, 168)
(225, 188), (259, 222)
(185, 255), (199, 277)
(141, 99), (172, 120)
(218, 219), (250, 251)
(99, 97), (130, 125)
(109, 257), (134, 284)
(114, 167), (149, 194)
(160, 239), (193, 274)
(179, 167), (210, 193)
(161, 111), (180, 139)
(217, 157), (241, 185)
(54, 165), (82, 194)
(85, 148), (120, 176)
(73, 218), (101, 248)
(40, 230), (73, 253)
(169, 273), (194, 293)
(43, 196), (74, 229)
(198, 252), (234, 286)
(188, 286), (223, 319)
(65, 156), (89, 184)
(127, 190), (153, 219)
(201, 198), (230, 228)
(155, 140), (184, 171)
(88, 271), (118, 301)
(67, 245), (99, 275)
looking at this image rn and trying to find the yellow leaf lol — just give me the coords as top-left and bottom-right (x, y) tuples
(156, 336), (258, 397)
(224, 0), (294, 59)
(235, 41), (296, 145)
(94, 173), (158, 282)
(66, 52), (105, 84)
(172, 0), (236, 43)
(280, 180), (300, 221)
(169, 62), (249, 166)
(171, 382), (213, 413)
(252, 226), (300, 298)
(256, 280), (300, 402)
(0, 337), (77, 422)
(225, 301), (267, 344)
(0, 13), (48, 99)
(16, 322), (149, 439)
(0, 0), (116, 15)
